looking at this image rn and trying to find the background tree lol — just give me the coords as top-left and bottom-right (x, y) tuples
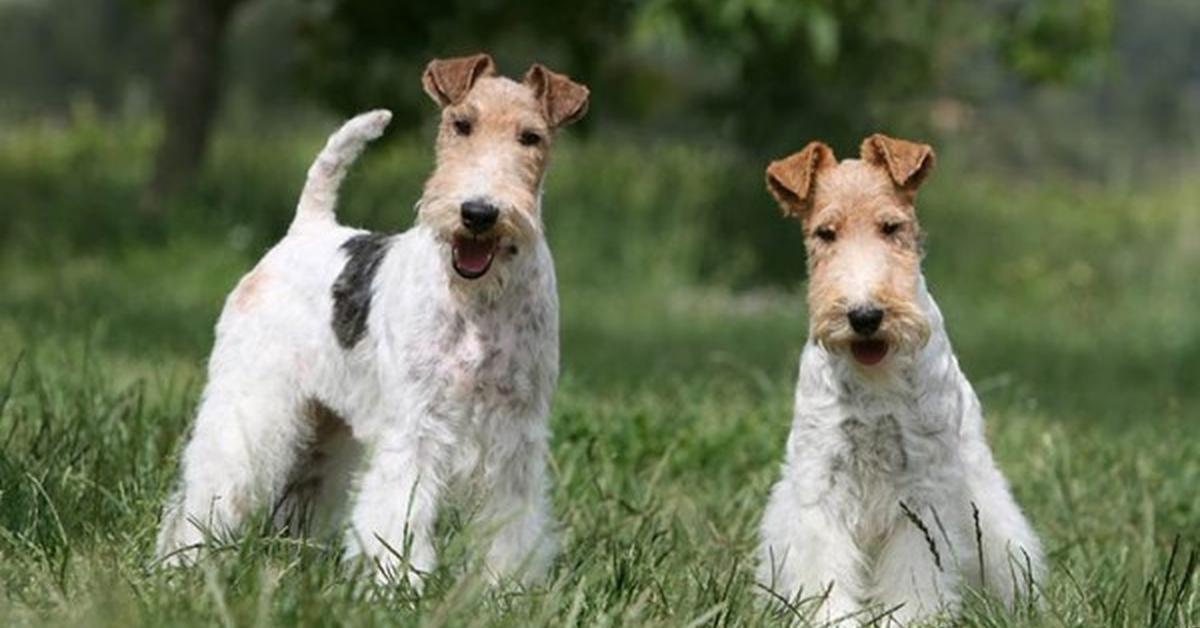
(144, 0), (247, 213)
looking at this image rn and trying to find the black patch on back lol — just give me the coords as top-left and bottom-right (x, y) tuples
(331, 232), (390, 349)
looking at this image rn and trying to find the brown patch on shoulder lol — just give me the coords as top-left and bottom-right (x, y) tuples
(231, 268), (270, 312)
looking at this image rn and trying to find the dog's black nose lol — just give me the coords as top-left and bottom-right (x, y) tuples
(848, 306), (884, 335)
(460, 199), (499, 234)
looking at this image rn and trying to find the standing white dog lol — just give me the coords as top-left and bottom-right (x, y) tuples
(757, 135), (1044, 624)
(156, 53), (589, 589)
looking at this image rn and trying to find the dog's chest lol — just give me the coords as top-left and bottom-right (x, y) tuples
(824, 390), (925, 485)
(828, 374), (956, 481)
(419, 296), (553, 419)
(835, 413), (909, 478)
(444, 317), (524, 396)
(817, 385), (960, 532)
(820, 407), (923, 544)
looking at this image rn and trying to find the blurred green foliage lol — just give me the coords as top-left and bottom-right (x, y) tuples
(999, 0), (1113, 82)
(294, 0), (630, 131)
(296, 0), (1116, 150)
(3, 0), (1197, 177)
(0, 0), (163, 115)
(0, 0), (1126, 151)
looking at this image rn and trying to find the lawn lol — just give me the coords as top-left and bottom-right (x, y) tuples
(0, 116), (1197, 626)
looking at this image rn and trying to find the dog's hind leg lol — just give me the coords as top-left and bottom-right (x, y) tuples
(272, 400), (364, 537)
(953, 394), (1045, 608)
(156, 378), (314, 566)
(961, 440), (1045, 608)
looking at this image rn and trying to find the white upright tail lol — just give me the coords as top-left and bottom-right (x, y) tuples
(290, 109), (392, 233)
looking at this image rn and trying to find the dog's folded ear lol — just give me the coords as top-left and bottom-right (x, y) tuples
(423, 53), (497, 107)
(766, 142), (836, 219)
(860, 134), (935, 197)
(523, 64), (589, 129)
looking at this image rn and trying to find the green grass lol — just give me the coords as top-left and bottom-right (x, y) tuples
(0, 116), (1197, 626)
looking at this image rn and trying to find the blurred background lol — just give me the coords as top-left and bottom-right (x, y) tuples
(1, 0), (1196, 420)
(0, 1), (1198, 624)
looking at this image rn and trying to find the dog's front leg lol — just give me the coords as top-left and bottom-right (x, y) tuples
(758, 477), (865, 625)
(475, 434), (557, 586)
(960, 426), (1045, 608)
(871, 499), (965, 624)
(344, 427), (441, 591)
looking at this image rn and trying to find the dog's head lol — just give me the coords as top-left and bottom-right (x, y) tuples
(416, 53), (588, 286)
(766, 134), (936, 368)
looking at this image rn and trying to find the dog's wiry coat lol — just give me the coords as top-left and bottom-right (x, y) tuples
(156, 53), (589, 589)
(757, 136), (1044, 625)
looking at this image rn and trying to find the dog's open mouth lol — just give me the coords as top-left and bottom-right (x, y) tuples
(452, 235), (497, 280)
(850, 339), (889, 366)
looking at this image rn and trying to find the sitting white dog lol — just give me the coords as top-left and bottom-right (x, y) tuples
(757, 135), (1044, 624)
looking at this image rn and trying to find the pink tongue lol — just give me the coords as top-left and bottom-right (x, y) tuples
(454, 238), (494, 273)
(851, 340), (889, 365)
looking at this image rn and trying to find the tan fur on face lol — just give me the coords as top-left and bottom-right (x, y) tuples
(416, 54), (588, 248)
(766, 135), (938, 359)
(418, 76), (551, 246)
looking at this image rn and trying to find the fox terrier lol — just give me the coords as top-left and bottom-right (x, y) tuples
(155, 53), (589, 589)
(756, 135), (1044, 624)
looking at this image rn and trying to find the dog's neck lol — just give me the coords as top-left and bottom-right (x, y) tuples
(905, 276), (962, 392)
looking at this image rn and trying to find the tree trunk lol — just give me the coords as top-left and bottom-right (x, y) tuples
(145, 0), (245, 213)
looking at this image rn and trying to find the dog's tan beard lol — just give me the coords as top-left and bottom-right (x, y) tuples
(809, 298), (931, 360)
(416, 196), (541, 240)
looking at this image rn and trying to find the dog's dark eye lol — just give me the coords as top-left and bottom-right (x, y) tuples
(519, 130), (542, 146)
(453, 119), (473, 136)
(814, 226), (837, 243)
(880, 221), (902, 236)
